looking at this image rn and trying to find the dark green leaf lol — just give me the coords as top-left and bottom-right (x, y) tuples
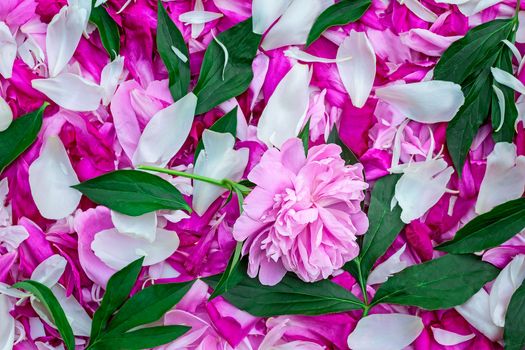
(72, 170), (190, 216)
(446, 68), (493, 174)
(193, 19), (261, 114)
(90, 6), (120, 60)
(209, 241), (244, 300)
(194, 107), (237, 162)
(89, 257), (144, 341)
(157, 0), (190, 102)
(91, 326), (190, 350)
(205, 261), (364, 317)
(436, 198), (525, 254)
(327, 127), (359, 165)
(491, 47), (518, 143)
(345, 174), (404, 282)
(306, 0), (371, 47)
(298, 119), (310, 155)
(434, 19), (514, 84)
(504, 279), (525, 350)
(371, 254), (499, 310)
(106, 281), (194, 333)
(0, 103), (46, 173)
(14, 281), (75, 350)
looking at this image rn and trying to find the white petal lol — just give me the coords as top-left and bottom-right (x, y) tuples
(489, 254), (525, 327)
(32, 73), (103, 112)
(132, 92), (197, 167)
(110, 210), (158, 243)
(285, 47), (351, 63)
(32, 285), (91, 336)
(0, 226), (29, 251)
(91, 227), (180, 270)
(376, 81), (465, 123)
(401, 0), (438, 22)
(337, 30), (376, 108)
(431, 327), (475, 346)
(517, 12), (525, 44)
(94, 0), (107, 6)
(491, 67), (525, 95)
(367, 245), (408, 285)
(192, 130), (249, 215)
(492, 85), (506, 132)
(252, 0), (292, 34)
(257, 63), (311, 148)
(0, 282), (31, 299)
(179, 10), (223, 24)
(18, 36), (46, 69)
(261, 0), (334, 50)
(31, 254), (67, 287)
(28, 137), (81, 220)
(0, 294), (14, 350)
(46, 4), (88, 77)
(347, 314), (424, 350)
(100, 56), (125, 105)
(395, 158), (454, 223)
(455, 0), (504, 16)
(0, 22), (16, 79)
(475, 142), (525, 214)
(455, 289), (503, 341)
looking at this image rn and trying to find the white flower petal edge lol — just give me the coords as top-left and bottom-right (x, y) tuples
(435, 0), (504, 16)
(400, 0), (438, 22)
(517, 12), (525, 44)
(394, 158), (454, 223)
(192, 130), (249, 216)
(347, 313), (424, 350)
(489, 254), (525, 327)
(30, 255), (67, 288)
(0, 22), (16, 79)
(0, 294), (14, 350)
(132, 92), (197, 167)
(28, 136), (82, 220)
(367, 244), (408, 285)
(100, 56), (125, 106)
(91, 227), (180, 270)
(0, 96), (13, 132)
(0, 226), (29, 252)
(110, 210), (158, 243)
(431, 327), (475, 346)
(46, 1), (90, 77)
(257, 63), (311, 148)
(491, 67), (525, 95)
(179, 10), (223, 24)
(252, 0), (292, 34)
(261, 0), (333, 50)
(475, 142), (525, 214)
(455, 289), (503, 341)
(337, 30), (376, 108)
(32, 73), (104, 112)
(376, 81), (465, 123)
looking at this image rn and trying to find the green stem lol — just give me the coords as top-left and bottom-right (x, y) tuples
(138, 165), (230, 190)
(355, 259), (369, 306)
(515, 0), (522, 20)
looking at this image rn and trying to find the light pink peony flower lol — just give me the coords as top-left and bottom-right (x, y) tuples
(233, 138), (368, 285)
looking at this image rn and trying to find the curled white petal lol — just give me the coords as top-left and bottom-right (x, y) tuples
(337, 30), (376, 108)
(376, 81), (465, 123)
(0, 22), (16, 79)
(285, 47), (351, 63)
(518, 12), (525, 44)
(31, 255), (67, 287)
(100, 56), (125, 106)
(367, 245), (408, 285)
(435, 0), (505, 16)
(192, 130), (249, 215)
(132, 92), (197, 167)
(111, 210), (158, 243)
(0, 96), (13, 132)
(28, 136), (82, 220)
(0, 294), (14, 350)
(400, 0), (438, 22)
(252, 0), (292, 34)
(491, 67), (525, 95)
(0, 226), (29, 252)
(431, 327), (475, 346)
(179, 10), (223, 24)
(257, 63), (311, 148)
(347, 314), (424, 350)
(492, 85), (506, 133)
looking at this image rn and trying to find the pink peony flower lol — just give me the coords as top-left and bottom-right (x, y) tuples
(233, 138), (368, 285)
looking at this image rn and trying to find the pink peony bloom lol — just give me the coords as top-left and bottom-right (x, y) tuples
(233, 138), (368, 285)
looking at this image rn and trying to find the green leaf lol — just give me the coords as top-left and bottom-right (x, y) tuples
(157, 0), (190, 102)
(504, 279), (525, 350)
(0, 103), (46, 173)
(89, 257), (144, 341)
(298, 119), (310, 155)
(205, 261), (364, 317)
(106, 281), (194, 334)
(327, 127), (359, 165)
(72, 170), (190, 216)
(345, 174), (404, 282)
(491, 47), (518, 143)
(436, 198), (525, 254)
(90, 6), (120, 60)
(14, 281), (75, 350)
(306, 0), (371, 47)
(193, 18), (261, 114)
(434, 19), (514, 84)
(371, 254), (499, 310)
(446, 68), (493, 174)
(209, 241), (244, 300)
(194, 107), (237, 162)
(91, 326), (190, 350)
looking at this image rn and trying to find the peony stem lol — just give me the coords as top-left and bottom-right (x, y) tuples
(138, 165), (230, 190)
